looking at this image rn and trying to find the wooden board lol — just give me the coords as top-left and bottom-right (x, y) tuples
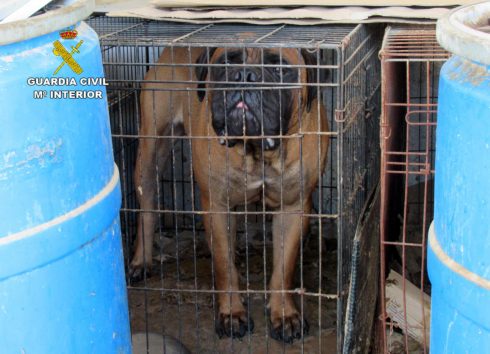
(343, 183), (380, 354)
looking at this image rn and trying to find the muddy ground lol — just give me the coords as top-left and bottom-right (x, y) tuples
(127, 224), (338, 354)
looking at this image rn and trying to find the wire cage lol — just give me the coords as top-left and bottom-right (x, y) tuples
(88, 16), (381, 353)
(378, 26), (450, 353)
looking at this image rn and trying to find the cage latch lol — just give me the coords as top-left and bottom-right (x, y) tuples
(334, 108), (346, 123)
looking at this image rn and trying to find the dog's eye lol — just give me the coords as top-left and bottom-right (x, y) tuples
(274, 66), (281, 75)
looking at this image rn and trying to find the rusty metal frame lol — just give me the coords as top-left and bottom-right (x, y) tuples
(379, 25), (449, 353)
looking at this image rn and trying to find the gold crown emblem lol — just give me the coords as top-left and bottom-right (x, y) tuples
(60, 30), (78, 40)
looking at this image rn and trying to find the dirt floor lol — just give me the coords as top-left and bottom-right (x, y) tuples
(127, 225), (338, 354)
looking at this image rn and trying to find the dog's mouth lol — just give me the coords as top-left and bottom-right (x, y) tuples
(235, 101), (249, 111)
(215, 98), (278, 151)
(229, 97), (253, 117)
(211, 84), (290, 152)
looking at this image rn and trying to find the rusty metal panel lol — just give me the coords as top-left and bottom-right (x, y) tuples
(379, 25), (450, 354)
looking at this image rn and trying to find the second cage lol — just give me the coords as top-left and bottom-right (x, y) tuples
(379, 25), (450, 354)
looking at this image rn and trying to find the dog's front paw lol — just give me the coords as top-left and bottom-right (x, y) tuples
(270, 312), (309, 344)
(215, 312), (254, 339)
(128, 259), (152, 284)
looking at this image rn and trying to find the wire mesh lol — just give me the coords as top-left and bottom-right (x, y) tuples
(88, 16), (381, 353)
(379, 25), (450, 354)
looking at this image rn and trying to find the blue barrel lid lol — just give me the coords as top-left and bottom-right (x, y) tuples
(0, 0), (93, 45)
(437, 2), (490, 66)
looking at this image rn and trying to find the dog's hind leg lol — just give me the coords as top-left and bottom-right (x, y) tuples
(130, 87), (184, 281)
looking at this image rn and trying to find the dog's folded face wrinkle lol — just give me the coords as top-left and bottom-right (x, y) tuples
(208, 48), (297, 151)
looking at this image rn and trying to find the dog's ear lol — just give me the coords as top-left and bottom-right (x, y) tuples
(196, 48), (217, 102)
(301, 49), (322, 112)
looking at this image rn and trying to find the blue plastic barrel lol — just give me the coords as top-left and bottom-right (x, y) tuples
(429, 2), (490, 352)
(0, 1), (131, 353)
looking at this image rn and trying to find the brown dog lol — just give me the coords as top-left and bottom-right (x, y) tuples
(130, 46), (328, 343)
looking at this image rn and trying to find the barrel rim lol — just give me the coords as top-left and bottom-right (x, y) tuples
(437, 1), (490, 66)
(0, 0), (94, 46)
(0, 164), (119, 245)
(0, 164), (121, 281)
(429, 222), (490, 291)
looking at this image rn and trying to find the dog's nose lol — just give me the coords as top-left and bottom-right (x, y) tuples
(232, 69), (259, 83)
